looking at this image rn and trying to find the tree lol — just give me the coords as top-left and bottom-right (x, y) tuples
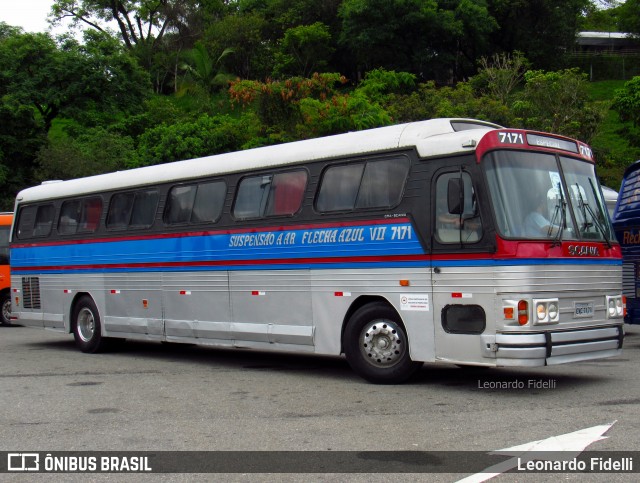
(513, 68), (604, 142)
(0, 29), (150, 133)
(273, 22), (335, 78)
(50, 0), (210, 50)
(130, 114), (259, 166)
(618, 0), (640, 37)
(338, 0), (496, 82)
(35, 127), (135, 181)
(580, 1), (622, 32)
(338, 0), (441, 76)
(612, 76), (640, 148)
(203, 12), (271, 79)
(487, 0), (590, 70)
(474, 52), (529, 104)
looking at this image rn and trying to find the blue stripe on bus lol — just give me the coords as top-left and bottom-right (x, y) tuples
(10, 220), (621, 274)
(11, 222), (423, 269)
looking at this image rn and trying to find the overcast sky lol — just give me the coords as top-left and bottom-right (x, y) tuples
(0, 0), (628, 35)
(0, 0), (58, 33)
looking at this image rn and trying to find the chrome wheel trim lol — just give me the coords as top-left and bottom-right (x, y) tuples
(2, 298), (11, 324)
(77, 307), (96, 343)
(359, 319), (406, 368)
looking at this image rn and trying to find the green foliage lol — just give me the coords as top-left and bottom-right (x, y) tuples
(273, 22), (335, 78)
(0, 29), (150, 132)
(299, 91), (391, 137)
(2, 2), (635, 204)
(612, 77), (640, 128)
(487, 0), (590, 71)
(611, 76), (640, 155)
(35, 127), (135, 181)
(229, 73), (347, 139)
(512, 68), (604, 143)
(130, 113), (259, 167)
(204, 12), (271, 79)
(384, 80), (512, 126)
(356, 69), (416, 101)
(473, 52), (529, 104)
(618, 0), (640, 36)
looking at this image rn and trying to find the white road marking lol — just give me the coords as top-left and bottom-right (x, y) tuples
(455, 421), (616, 483)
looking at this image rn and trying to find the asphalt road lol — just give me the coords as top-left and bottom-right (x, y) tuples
(1, 323), (639, 482)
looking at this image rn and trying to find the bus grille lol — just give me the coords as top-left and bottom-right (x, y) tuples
(21, 277), (41, 309)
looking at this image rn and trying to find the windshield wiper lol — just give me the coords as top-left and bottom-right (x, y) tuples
(587, 179), (612, 248)
(575, 182), (611, 247)
(548, 182), (566, 246)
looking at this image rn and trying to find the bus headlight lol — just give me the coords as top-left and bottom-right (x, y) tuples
(532, 298), (560, 324)
(606, 295), (624, 319)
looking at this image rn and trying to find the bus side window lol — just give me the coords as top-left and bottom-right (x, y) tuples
(79, 198), (102, 232)
(130, 190), (159, 228)
(435, 172), (482, 244)
(316, 164), (364, 212)
(191, 181), (226, 223)
(58, 200), (81, 235)
(234, 175), (272, 220)
(165, 185), (197, 224)
(107, 193), (134, 230)
(33, 205), (55, 237)
(266, 171), (307, 216)
(316, 158), (410, 213)
(356, 158), (410, 209)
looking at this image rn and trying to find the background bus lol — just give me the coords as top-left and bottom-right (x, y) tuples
(602, 186), (619, 220)
(613, 161), (640, 325)
(10, 119), (624, 383)
(0, 212), (12, 325)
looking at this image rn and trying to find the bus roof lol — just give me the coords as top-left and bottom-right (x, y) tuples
(17, 118), (501, 204)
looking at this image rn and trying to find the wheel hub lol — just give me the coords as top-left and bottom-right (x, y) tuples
(360, 320), (406, 368)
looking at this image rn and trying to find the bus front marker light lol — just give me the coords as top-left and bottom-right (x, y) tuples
(518, 300), (529, 325)
(607, 297), (617, 318)
(548, 301), (559, 321)
(536, 302), (547, 321)
(616, 297), (623, 316)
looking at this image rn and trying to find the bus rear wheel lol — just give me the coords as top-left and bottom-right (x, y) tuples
(343, 302), (421, 384)
(1, 292), (11, 326)
(72, 296), (106, 353)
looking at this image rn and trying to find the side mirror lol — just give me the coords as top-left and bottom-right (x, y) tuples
(447, 178), (464, 215)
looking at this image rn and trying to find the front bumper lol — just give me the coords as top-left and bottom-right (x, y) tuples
(482, 325), (624, 367)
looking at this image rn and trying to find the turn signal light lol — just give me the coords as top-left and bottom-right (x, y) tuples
(518, 300), (529, 326)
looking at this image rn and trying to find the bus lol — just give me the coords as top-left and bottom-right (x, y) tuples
(10, 118), (625, 383)
(0, 212), (12, 325)
(612, 160), (640, 325)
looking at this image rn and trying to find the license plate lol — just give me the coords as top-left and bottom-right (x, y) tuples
(574, 302), (594, 318)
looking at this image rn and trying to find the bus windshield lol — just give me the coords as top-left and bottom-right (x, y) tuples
(484, 150), (613, 242)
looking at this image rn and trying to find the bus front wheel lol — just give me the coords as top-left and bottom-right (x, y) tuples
(343, 302), (421, 384)
(72, 296), (106, 353)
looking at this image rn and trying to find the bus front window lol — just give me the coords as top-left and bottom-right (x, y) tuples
(560, 156), (614, 242)
(484, 151), (579, 240)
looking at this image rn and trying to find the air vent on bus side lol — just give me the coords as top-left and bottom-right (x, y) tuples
(21, 277), (41, 309)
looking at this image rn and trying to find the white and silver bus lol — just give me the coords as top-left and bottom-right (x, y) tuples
(10, 118), (625, 383)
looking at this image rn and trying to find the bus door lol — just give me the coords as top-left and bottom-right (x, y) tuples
(430, 166), (495, 365)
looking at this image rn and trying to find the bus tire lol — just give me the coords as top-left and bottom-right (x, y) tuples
(72, 296), (106, 353)
(1, 292), (11, 326)
(343, 302), (421, 384)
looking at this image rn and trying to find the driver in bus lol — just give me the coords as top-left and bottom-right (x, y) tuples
(524, 193), (559, 238)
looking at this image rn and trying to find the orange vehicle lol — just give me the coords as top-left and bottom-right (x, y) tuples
(0, 212), (12, 325)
